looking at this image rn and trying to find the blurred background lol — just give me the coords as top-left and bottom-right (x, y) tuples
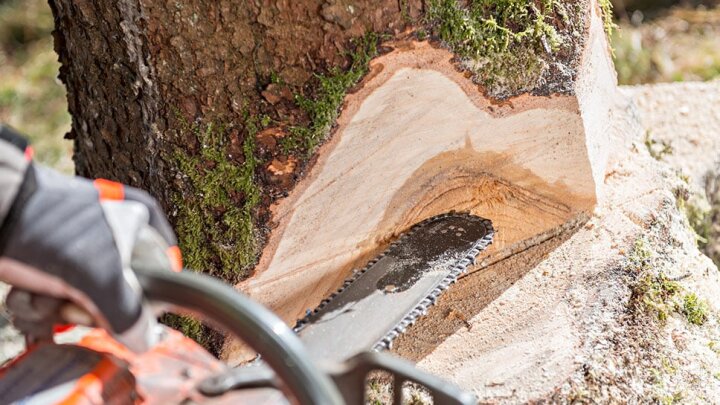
(1, 0), (720, 173)
(0, 0), (71, 172)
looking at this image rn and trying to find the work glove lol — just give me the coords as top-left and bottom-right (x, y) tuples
(0, 125), (182, 351)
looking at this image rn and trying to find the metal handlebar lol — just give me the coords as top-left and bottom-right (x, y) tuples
(135, 268), (344, 405)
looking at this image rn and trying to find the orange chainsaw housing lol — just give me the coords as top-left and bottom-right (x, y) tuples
(0, 328), (277, 404)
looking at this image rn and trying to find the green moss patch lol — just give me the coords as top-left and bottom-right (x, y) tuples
(168, 116), (266, 351)
(682, 293), (709, 326)
(628, 237), (710, 326)
(281, 32), (379, 155)
(598, 0), (617, 43)
(635, 270), (682, 323)
(173, 116), (262, 283)
(425, 0), (591, 99)
(629, 237), (681, 322)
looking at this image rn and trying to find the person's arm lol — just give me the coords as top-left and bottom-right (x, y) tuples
(0, 125), (30, 227)
(0, 125), (181, 351)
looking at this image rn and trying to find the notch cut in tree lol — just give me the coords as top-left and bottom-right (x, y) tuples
(48, 0), (616, 358)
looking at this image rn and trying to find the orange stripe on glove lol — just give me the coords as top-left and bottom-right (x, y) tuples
(93, 179), (125, 201)
(94, 179), (183, 273)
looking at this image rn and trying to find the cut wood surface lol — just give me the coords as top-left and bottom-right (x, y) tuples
(227, 2), (616, 362)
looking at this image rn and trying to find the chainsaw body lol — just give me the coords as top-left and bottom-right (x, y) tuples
(0, 214), (493, 404)
(0, 328), (279, 404)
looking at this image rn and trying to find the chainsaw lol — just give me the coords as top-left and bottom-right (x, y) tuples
(0, 212), (493, 404)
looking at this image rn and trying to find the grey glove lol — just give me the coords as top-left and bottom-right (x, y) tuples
(0, 126), (181, 350)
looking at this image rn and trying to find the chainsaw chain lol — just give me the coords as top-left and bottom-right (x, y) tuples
(293, 212), (494, 352)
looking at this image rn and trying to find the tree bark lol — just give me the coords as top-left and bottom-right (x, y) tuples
(48, 0), (615, 358)
(48, 0), (424, 281)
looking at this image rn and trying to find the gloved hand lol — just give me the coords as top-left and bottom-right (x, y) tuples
(0, 126), (182, 351)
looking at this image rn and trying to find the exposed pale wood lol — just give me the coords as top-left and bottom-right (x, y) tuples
(225, 1), (615, 363)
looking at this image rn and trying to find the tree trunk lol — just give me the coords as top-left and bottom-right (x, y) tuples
(49, 0), (616, 359)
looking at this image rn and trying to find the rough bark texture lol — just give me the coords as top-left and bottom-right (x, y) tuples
(49, 0), (161, 186)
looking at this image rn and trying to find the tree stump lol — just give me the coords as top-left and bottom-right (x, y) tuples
(49, 0), (616, 359)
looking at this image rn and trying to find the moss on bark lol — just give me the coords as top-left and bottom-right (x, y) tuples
(424, 0), (613, 99)
(171, 33), (382, 285)
(628, 237), (710, 326)
(173, 116), (262, 283)
(280, 32), (380, 155)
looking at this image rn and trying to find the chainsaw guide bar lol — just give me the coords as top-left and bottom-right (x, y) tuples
(294, 213), (494, 363)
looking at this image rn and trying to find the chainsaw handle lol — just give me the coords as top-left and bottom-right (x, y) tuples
(134, 268), (344, 405)
(331, 352), (477, 405)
